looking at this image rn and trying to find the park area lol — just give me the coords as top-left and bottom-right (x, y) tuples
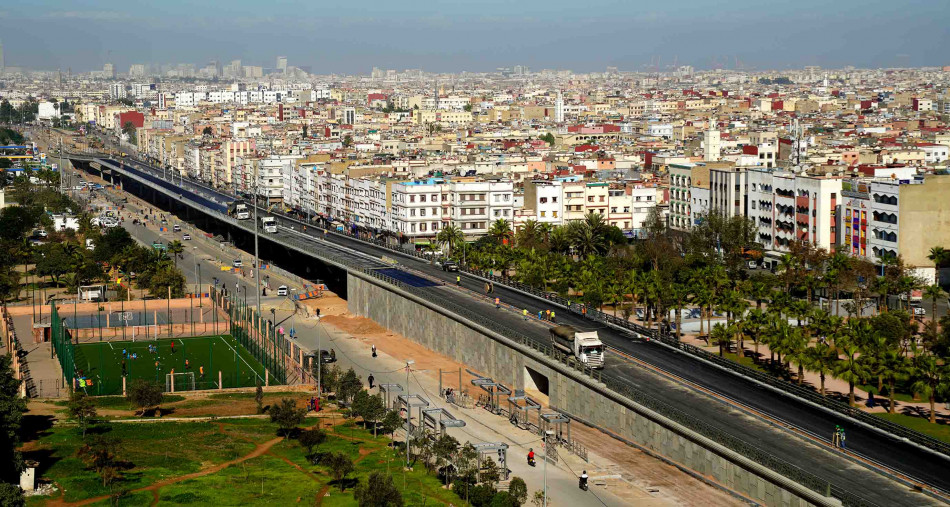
(22, 392), (468, 506)
(72, 334), (268, 396)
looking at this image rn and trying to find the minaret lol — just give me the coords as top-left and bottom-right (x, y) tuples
(433, 83), (439, 110)
(555, 89), (564, 124)
(704, 121), (721, 162)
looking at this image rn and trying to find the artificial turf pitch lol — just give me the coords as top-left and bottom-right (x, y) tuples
(73, 334), (268, 396)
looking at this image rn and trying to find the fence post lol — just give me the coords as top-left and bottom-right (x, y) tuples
(218, 370), (222, 390)
(122, 376), (126, 396)
(265, 369), (269, 387)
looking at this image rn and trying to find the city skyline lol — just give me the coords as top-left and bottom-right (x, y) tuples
(0, 0), (948, 74)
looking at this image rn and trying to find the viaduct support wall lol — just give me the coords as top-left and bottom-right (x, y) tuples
(347, 272), (838, 507)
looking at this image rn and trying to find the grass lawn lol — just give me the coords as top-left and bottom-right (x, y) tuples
(72, 334), (267, 396)
(25, 415), (466, 506)
(721, 350), (770, 374)
(873, 412), (950, 444)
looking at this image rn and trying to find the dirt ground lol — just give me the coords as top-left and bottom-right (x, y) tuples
(319, 313), (744, 507)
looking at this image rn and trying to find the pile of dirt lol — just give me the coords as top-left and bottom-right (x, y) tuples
(300, 292), (349, 317)
(321, 315), (387, 336)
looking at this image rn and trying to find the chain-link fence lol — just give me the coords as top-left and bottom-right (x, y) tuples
(212, 287), (288, 385)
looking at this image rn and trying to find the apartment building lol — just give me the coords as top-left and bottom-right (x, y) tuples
(838, 175), (950, 283)
(709, 165), (748, 219)
(522, 180), (564, 225)
(669, 163), (710, 230)
(748, 169), (842, 261)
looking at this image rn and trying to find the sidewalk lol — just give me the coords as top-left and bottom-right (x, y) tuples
(282, 297), (743, 506)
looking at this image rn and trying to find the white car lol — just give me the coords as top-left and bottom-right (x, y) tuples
(233, 259), (243, 268)
(277, 285), (288, 297)
(182, 233), (191, 240)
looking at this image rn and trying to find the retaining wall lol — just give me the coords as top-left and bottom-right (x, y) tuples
(347, 272), (838, 507)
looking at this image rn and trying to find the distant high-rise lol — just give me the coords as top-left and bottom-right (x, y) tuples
(276, 56), (288, 73)
(555, 89), (564, 124)
(129, 64), (146, 78)
(103, 62), (115, 79)
(0, 40), (5, 75)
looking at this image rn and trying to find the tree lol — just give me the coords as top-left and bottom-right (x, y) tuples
(911, 353), (948, 424)
(480, 457), (500, 487)
(202, 126), (213, 136)
(539, 132), (556, 146)
(531, 490), (548, 507)
(0, 354), (26, 482)
(432, 433), (460, 481)
(325, 452), (355, 491)
(923, 284), (946, 321)
(490, 491), (519, 507)
(488, 219), (513, 244)
(805, 342), (838, 396)
(508, 477), (527, 506)
(68, 390), (98, 438)
(297, 428), (327, 459)
(336, 368), (363, 404)
(269, 398), (307, 436)
(342, 134), (353, 148)
(0, 483), (25, 507)
(437, 224), (465, 259)
(122, 121), (137, 143)
(361, 394), (386, 436)
(354, 471), (403, 507)
(255, 383), (264, 414)
(833, 333), (867, 406)
(167, 240), (184, 265)
(380, 410), (403, 444)
(880, 349), (911, 414)
(710, 323), (735, 357)
(126, 379), (163, 416)
(77, 436), (123, 487)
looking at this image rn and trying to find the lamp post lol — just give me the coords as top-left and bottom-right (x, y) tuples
(543, 429), (553, 507)
(254, 163), (261, 322)
(404, 359), (415, 470)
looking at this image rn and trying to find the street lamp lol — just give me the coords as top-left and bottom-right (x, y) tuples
(405, 359), (415, 470)
(543, 429), (554, 507)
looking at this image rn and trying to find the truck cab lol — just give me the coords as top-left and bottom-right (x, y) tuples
(261, 216), (278, 233)
(549, 325), (605, 369)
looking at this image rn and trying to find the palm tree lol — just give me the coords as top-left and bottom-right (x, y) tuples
(776, 253), (799, 292)
(927, 246), (949, 269)
(742, 308), (768, 362)
(623, 270), (645, 324)
(880, 349), (911, 414)
(436, 224), (464, 259)
(488, 219), (513, 245)
(167, 240), (184, 266)
(805, 342), (838, 396)
(515, 220), (545, 251)
(923, 284), (946, 320)
(567, 219), (605, 257)
(833, 325), (868, 406)
(824, 252), (852, 315)
(548, 226), (570, 254)
(911, 353), (948, 423)
(692, 286), (714, 340)
(710, 323), (735, 357)
(785, 329), (809, 384)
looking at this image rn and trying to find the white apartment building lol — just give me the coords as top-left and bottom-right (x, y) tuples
(522, 180), (564, 225)
(709, 166), (747, 219)
(747, 169), (842, 260)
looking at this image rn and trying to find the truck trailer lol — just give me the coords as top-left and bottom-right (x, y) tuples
(548, 325), (605, 368)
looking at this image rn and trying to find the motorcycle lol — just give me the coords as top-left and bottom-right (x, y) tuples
(527, 456), (536, 467)
(579, 474), (589, 491)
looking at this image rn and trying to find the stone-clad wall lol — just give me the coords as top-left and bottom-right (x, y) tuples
(348, 273), (837, 507)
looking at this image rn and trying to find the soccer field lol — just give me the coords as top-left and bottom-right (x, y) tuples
(73, 334), (268, 396)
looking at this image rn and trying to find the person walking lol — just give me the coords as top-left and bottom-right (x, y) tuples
(832, 425), (840, 448)
(545, 310), (551, 321)
(170, 340), (175, 354)
(538, 310), (543, 320)
(523, 309), (528, 321)
(456, 275), (461, 286)
(839, 427), (846, 450)
(495, 297), (500, 309)
(551, 310), (556, 323)
(199, 365), (205, 379)
(371, 344), (377, 358)
(368, 374), (375, 389)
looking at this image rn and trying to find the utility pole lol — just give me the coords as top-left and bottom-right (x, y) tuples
(254, 162), (261, 320)
(404, 359), (415, 476)
(543, 430), (553, 507)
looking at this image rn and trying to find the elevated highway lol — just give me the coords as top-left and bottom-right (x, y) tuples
(69, 153), (950, 505)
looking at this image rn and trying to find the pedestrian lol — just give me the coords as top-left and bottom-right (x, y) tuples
(495, 297), (500, 309)
(155, 360), (159, 369)
(839, 428), (846, 450)
(832, 425), (840, 448)
(122, 348), (127, 358)
(371, 344), (377, 358)
(185, 359), (190, 370)
(551, 310), (556, 323)
(867, 392), (876, 409)
(368, 374), (375, 389)
(545, 310), (551, 321)
(316, 308), (321, 318)
(456, 275), (461, 286)
(523, 309), (528, 321)
(538, 310), (543, 320)
(170, 340), (175, 353)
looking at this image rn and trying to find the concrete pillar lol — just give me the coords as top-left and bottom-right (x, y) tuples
(265, 369), (269, 387)
(218, 371), (223, 390)
(170, 374), (175, 393)
(122, 376), (126, 396)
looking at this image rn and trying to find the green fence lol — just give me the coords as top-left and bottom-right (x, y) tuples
(213, 288), (288, 385)
(50, 303), (76, 386)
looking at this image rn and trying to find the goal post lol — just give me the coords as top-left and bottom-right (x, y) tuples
(165, 371), (196, 392)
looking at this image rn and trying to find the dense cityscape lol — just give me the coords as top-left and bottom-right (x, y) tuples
(1, 4), (950, 506)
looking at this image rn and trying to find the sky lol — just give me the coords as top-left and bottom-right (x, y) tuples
(1, 0), (948, 74)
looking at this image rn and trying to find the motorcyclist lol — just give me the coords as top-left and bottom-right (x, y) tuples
(579, 470), (589, 490)
(527, 448), (535, 466)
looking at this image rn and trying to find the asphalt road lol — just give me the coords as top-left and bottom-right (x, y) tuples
(69, 149), (950, 504)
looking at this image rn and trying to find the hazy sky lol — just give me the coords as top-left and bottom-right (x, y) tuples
(2, 0), (948, 74)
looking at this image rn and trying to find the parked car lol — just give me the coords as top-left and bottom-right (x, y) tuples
(182, 233), (191, 240)
(747, 260), (758, 269)
(277, 285), (288, 297)
(232, 259), (242, 268)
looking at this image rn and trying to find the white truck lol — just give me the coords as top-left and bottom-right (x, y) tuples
(261, 216), (278, 233)
(549, 325), (605, 369)
(228, 201), (251, 220)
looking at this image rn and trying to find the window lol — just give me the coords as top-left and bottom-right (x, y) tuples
(599, 196), (605, 202)
(587, 196), (594, 202)
(410, 195), (415, 203)
(551, 197), (557, 203)
(540, 197), (548, 204)
(420, 195), (426, 203)
(540, 211), (546, 217)
(552, 211), (558, 218)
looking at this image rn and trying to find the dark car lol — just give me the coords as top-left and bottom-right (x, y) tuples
(442, 261), (459, 272)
